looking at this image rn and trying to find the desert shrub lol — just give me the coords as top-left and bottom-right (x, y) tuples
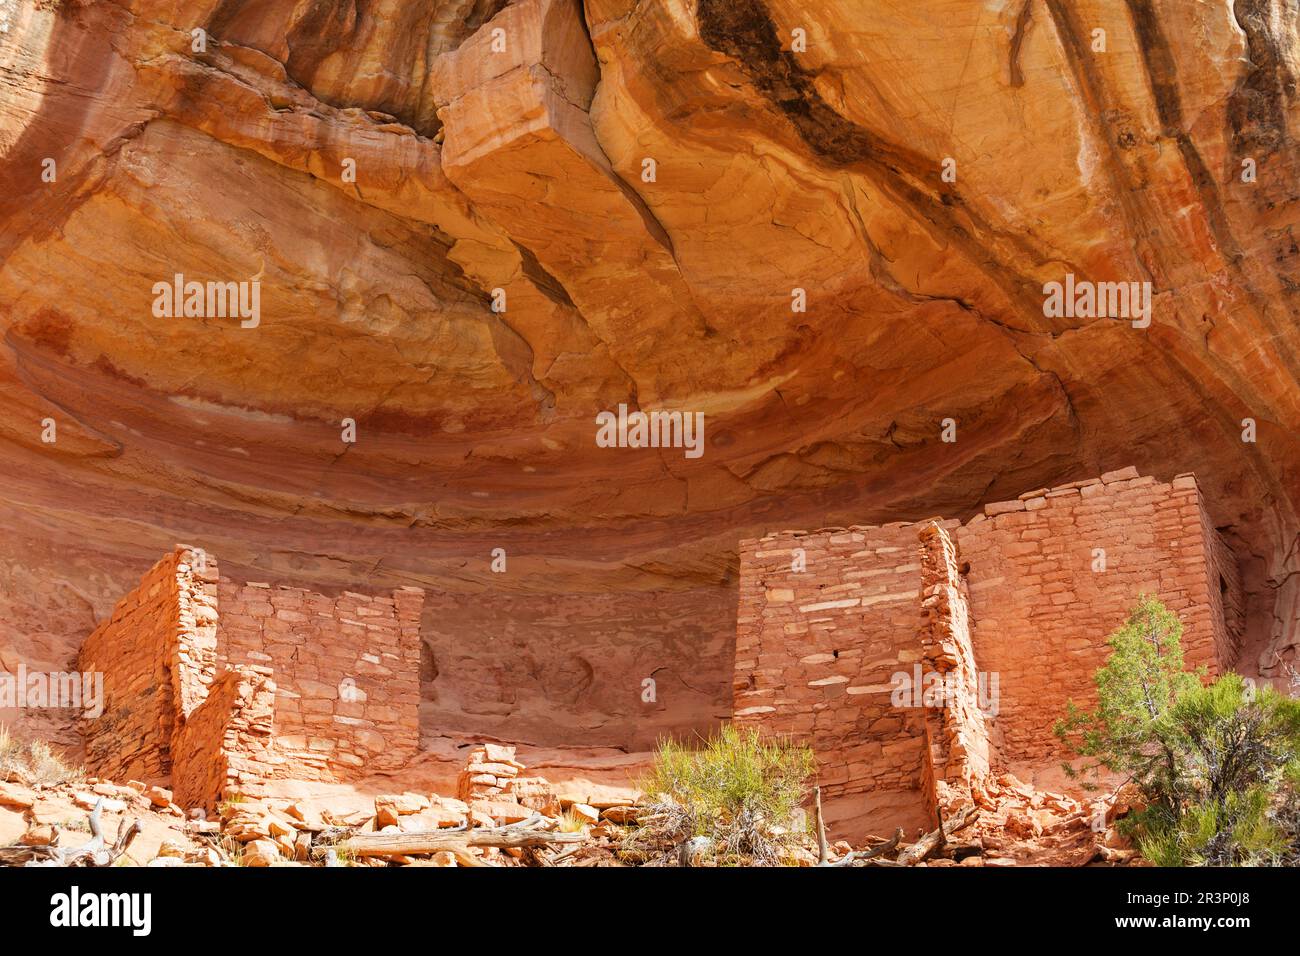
(1135, 785), (1283, 866)
(1270, 764), (1300, 866)
(1056, 596), (1300, 866)
(0, 726), (82, 787)
(1054, 595), (1203, 803)
(625, 724), (815, 866)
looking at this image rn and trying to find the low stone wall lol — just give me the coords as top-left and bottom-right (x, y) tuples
(172, 665), (277, 812)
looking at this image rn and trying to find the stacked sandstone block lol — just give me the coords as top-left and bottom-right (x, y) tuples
(916, 522), (990, 799)
(453, 745), (563, 822)
(215, 581), (425, 780)
(174, 548), (221, 721)
(734, 468), (1242, 831)
(457, 743), (525, 800)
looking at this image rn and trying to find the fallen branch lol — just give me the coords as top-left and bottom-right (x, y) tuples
(319, 813), (587, 860)
(0, 798), (142, 867)
(545, 844), (585, 866)
(895, 804), (979, 866)
(827, 827), (904, 867)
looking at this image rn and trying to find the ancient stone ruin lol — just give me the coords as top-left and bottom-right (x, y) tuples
(733, 467), (1244, 837)
(76, 547), (424, 812)
(68, 465), (1244, 840)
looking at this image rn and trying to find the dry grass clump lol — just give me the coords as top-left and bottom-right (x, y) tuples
(0, 726), (83, 788)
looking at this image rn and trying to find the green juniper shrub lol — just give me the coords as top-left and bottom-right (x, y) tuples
(1056, 595), (1300, 865)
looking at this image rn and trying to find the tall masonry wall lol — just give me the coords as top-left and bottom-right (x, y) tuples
(957, 468), (1238, 765)
(76, 547), (424, 810)
(733, 468), (1241, 833)
(216, 581), (424, 780)
(734, 521), (939, 832)
(76, 547), (218, 783)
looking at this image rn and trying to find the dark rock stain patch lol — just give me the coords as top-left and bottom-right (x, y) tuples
(1124, 0), (1243, 262)
(1009, 0), (1035, 88)
(1227, 0), (1294, 158)
(694, 0), (1050, 326)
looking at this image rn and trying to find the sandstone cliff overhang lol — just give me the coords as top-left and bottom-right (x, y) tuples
(0, 0), (1297, 754)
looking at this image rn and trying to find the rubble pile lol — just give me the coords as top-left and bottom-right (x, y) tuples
(1, 741), (1143, 867)
(0, 744), (643, 867)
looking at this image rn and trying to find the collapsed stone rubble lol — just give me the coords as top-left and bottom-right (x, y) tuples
(0, 736), (1145, 866)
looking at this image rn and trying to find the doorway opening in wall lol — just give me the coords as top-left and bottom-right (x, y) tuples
(419, 640), (439, 685)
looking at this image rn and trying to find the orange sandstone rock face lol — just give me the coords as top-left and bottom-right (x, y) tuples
(0, 0), (1298, 757)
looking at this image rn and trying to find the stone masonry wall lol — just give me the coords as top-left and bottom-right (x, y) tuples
(172, 665), (278, 812)
(917, 522), (990, 799)
(733, 522), (936, 830)
(76, 547), (217, 783)
(958, 468), (1236, 765)
(215, 582), (425, 780)
(78, 547), (425, 808)
(734, 469), (1242, 833)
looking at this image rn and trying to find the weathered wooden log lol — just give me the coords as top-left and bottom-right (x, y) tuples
(895, 804), (978, 866)
(322, 813), (587, 860)
(0, 798), (141, 867)
(813, 786), (828, 865)
(828, 827), (904, 866)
